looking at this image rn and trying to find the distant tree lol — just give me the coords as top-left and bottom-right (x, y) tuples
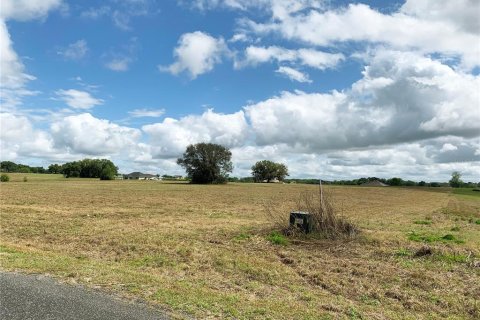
(356, 177), (368, 185)
(16, 165), (31, 173)
(177, 143), (233, 184)
(418, 181), (426, 187)
(0, 161), (47, 173)
(251, 160), (289, 183)
(0, 161), (18, 172)
(405, 180), (416, 186)
(48, 164), (62, 174)
(60, 159), (118, 179)
(61, 161), (81, 178)
(387, 177), (404, 186)
(98, 159), (118, 180)
(449, 171), (463, 188)
(30, 166), (46, 174)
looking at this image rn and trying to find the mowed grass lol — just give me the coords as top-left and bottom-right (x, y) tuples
(1, 177), (479, 319)
(452, 187), (480, 199)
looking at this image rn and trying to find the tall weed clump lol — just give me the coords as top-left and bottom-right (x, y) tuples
(264, 182), (359, 239)
(299, 185), (359, 238)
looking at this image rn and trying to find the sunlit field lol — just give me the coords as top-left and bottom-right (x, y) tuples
(1, 175), (479, 319)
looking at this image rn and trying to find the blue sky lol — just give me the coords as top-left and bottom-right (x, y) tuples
(1, 0), (479, 181)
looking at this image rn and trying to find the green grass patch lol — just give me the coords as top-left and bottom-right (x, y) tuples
(233, 232), (251, 241)
(266, 231), (289, 246)
(395, 248), (411, 257)
(413, 220), (432, 225)
(407, 231), (464, 244)
(452, 188), (480, 198)
(434, 253), (469, 264)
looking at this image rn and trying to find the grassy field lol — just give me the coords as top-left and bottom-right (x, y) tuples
(1, 175), (479, 319)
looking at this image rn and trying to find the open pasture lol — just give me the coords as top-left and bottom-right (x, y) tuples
(1, 177), (479, 319)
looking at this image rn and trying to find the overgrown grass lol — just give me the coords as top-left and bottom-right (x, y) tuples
(264, 185), (358, 239)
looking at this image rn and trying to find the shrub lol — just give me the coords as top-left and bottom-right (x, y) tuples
(23, 176), (28, 182)
(296, 190), (358, 238)
(0, 174), (9, 182)
(264, 183), (359, 239)
(442, 234), (455, 241)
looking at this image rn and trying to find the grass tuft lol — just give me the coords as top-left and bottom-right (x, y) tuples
(266, 231), (289, 246)
(442, 234), (455, 241)
(414, 220), (432, 225)
(233, 233), (251, 241)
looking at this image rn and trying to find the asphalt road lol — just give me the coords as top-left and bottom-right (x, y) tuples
(0, 272), (170, 320)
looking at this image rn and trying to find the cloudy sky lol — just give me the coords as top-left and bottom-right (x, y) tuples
(1, 0), (479, 181)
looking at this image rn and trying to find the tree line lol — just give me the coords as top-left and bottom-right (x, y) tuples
(1, 159), (118, 180)
(176, 143), (478, 187)
(2, 143), (477, 187)
(0, 161), (47, 174)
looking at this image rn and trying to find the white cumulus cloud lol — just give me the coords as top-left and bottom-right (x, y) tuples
(276, 66), (311, 83)
(0, 0), (61, 109)
(159, 31), (227, 79)
(128, 108), (166, 118)
(237, 46), (344, 70)
(142, 109), (249, 158)
(246, 50), (480, 151)
(0, 0), (62, 21)
(55, 89), (103, 109)
(51, 113), (141, 156)
(243, 3), (480, 69)
(0, 112), (56, 160)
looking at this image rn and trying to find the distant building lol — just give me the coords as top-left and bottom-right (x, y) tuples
(124, 172), (160, 180)
(360, 180), (389, 187)
(161, 175), (184, 180)
(262, 178), (280, 183)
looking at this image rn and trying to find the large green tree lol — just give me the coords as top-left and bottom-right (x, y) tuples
(449, 171), (463, 188)
(251, 160), (289, 182)
(177, 143), (233, 184)
(60, 159), (118, 180)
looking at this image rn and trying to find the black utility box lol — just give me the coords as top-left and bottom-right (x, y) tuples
(289, 211), (313, 233)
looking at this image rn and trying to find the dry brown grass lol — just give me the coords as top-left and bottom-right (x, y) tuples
(264, 186), (358, 238)
(1, 176), (479, 319)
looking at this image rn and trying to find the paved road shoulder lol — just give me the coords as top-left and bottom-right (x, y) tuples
(0, 272), (169, 320)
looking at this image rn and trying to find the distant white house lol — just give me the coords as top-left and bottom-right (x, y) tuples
(261, 178), (280, 183)
(124, 172), (161, 180)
